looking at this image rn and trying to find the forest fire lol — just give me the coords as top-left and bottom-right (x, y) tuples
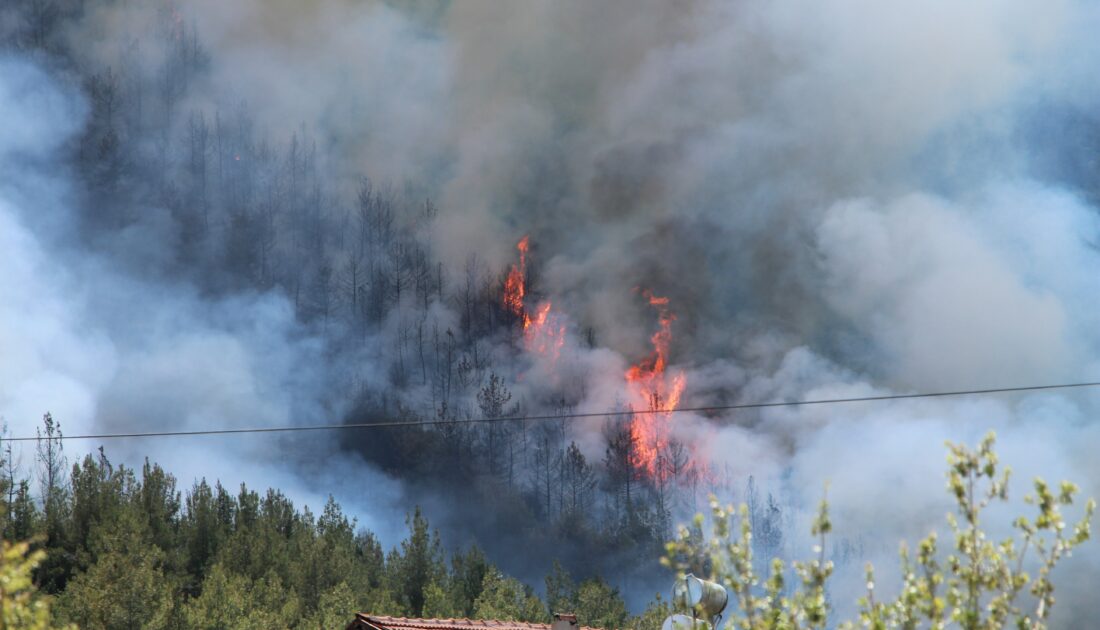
(625, 291), (686, 478)
(504, 239), (688, 477)
(503, 236), (529, 321)
(503, 236), (566, 361)
(524, 301), (566, 362)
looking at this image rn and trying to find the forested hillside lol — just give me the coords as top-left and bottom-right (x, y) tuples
(2, 415), (663, 629)
(0, 0), (745, 588)
(6, 0), (1100, 627)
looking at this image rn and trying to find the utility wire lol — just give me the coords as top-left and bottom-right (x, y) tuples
(7, 380), (1100, 443)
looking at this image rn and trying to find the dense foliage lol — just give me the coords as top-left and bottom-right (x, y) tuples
(0, 0), (710, 584)
(4, 4), (1094, 629)
(0, 540), (75, 630)
(664, 433), (1095, 629)
(4, 427), (1092, 629)
(0, 414), (650, 629)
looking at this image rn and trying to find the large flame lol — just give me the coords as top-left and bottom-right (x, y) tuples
(524, 301), (566, 362)
(503, 236), (529, 321)
(503, 236), (565, 362)
(625, 291), (686, 479)
(503, 240), (690, 478)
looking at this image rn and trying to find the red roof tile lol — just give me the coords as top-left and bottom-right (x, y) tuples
(348, 614), (601, 630)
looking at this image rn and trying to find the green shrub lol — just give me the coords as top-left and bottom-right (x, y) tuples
(663, 432), (1094, 630)
(1, 540), (76, 630)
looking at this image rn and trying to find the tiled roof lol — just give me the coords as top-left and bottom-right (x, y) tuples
(348, 614), (599, 630)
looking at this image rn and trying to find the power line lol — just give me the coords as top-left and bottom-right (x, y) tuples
(7, 380), (1100, 443)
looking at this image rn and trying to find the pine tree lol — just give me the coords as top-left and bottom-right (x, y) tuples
(394, 507), (445, 616)
(450, 545), (490, 616)
(55, 511), (176, 630)
(574, 578), (628, 630)
(473, 570), (545, 623)
(422, 580), (459, 618)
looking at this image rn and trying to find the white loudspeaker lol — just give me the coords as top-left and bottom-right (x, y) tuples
(661, 614), (711, 630)
(671, 574), (728, 623)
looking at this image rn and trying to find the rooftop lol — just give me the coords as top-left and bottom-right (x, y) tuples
(348, 614), (599, 630)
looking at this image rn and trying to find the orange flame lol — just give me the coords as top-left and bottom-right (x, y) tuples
(503, 236), (566, 363)
(524, 301), (566, 362)
(501, 237), (706, 484)
(503, 236), (529, 320)
(625, 291), (686, 478)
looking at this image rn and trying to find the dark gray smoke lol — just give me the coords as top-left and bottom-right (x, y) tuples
(0, 54), (406, 542)
(4, 0), (1100, 623)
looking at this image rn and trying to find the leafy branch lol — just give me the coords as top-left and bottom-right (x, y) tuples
(664, 432), (1094, 630)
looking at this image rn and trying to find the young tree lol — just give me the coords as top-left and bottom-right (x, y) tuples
(756, 493), (783, 570)
(562, 442), (596, 521)
(472, 570), (545, 623)
(181, 563), (301, 630)
(7, 482), (37, 542)
(422, 580), (459, 618)
(35, 413), (66, 519)
(603, 418), (644, 533)
(0, 424), (9, 536)
(69, 449), (129, 557)
(478, 373), (515, 478)
(450, 546), (490, 617)
(627, 594), (670, 630)
(574, 577), (628, 630)
(0, 540), (75, 630)
(139, 459), (182, 563)
(301, 581), (360, 630)
(664, 432), (1096, 630)
(55, 511), (176, 630)
(183, 479), (226, 583)
(34, 413), (70, 593)
(544, 560), (576, 615)
(393, 507), (445, 617)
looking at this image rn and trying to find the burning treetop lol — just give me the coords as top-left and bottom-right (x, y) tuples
(502, 237), (689, 479)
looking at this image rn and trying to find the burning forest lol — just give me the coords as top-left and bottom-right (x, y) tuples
(4, 0), (1100, 627)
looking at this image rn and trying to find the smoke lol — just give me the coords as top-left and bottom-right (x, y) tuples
(0, 55), (405, 542)
(421, 0), (1100, 619)
(5, 0), (1100, 623)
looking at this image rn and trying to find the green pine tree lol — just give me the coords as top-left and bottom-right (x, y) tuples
(473, 570), (546, 622)
(55, 511), (176, 629)
(1, 540), (76, 630)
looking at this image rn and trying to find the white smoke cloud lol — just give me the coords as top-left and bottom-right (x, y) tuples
(7, 0), (1100, 622)
(817, 191), (1075, 390)
(0, 55), (404, 541)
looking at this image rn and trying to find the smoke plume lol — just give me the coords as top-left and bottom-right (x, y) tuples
(4, 0), (1100, 623)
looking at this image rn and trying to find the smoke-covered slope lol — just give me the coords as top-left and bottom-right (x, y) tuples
(4, 0), (1100, 622)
